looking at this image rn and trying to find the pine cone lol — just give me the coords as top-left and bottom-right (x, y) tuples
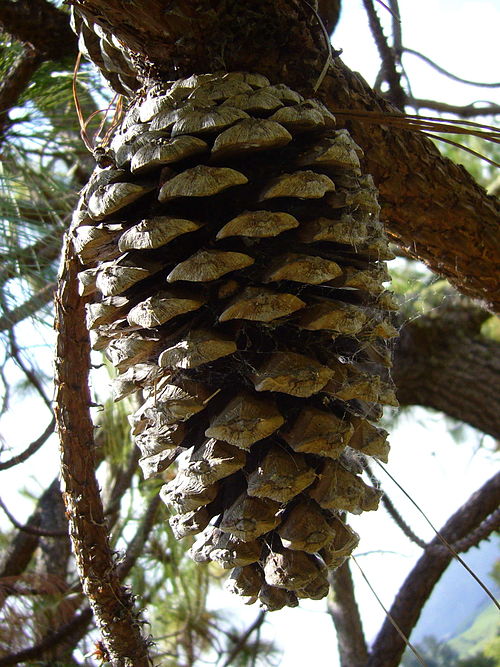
(72, 72), (398, 610)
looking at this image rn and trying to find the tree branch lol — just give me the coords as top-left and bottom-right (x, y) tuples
(367, 471), (500, 667)
(328, 561), (368, 667)
(440, 507), (500, 556)
(392, 301), (500, 439)
(0, 487), (164, 665)
(321, 65), (500, 313)
(403, 47), (500, 88)
(220, 611), (267, 667)
(0, 45), (42, 142)
(0, 417), (55, 470)
(116, 495), (161, 579)
(0, 607), (93, 667)
(407, 97), (500, 117)
(54, 233), (152, 666)
(362, 0), (406, 109)
(365, 466), (427, 549)
(0, 495), (67, 538)
(0, 0), (77, 60)
(0, 282), (55, 331)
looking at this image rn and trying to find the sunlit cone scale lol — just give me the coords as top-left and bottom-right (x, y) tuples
(72, 72), (398, 610)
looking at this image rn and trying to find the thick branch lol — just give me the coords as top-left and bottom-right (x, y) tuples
(328, 562), (368, 667)
(367, 471), (500, 667)
(54, 233), (151, 666)
(0, 0), (77, 60)
(0, 45), (42, 141)
(321, 65), (500, 313)
(392, 303), (500, 438)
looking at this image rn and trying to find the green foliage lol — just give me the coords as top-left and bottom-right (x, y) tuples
(449, 603), (500, 663)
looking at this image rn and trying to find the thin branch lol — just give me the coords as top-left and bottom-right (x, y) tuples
(328, 561), (368, 667)
(0, 282), (56, 331)
(368, 471), (500, 667)
(403, 47), (500, 88)
(362, 0), (406, 109)
(365, 465), (427, 549)
(0, 607), (93, 667)
(116, 495), (162, 579)
(104, 445), (141, 517)
(220, 611), (267, 667)
(440, 507), (500, 555)
(7, 326), (52, 409)
(0, 495), (67, 538)
(0, 416), (55, 470)
(389, 0), (402, 56)
(54, 233), (152, 666)
(407, 97), (500, 118)
(0, 45), (42, 143)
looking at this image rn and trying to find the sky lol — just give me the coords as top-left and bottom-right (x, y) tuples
(0, 0), (499, 665)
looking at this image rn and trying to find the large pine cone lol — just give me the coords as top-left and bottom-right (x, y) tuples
(72, 72), (398, 611)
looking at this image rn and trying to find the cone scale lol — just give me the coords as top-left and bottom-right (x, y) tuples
(72, 72), (398, 611)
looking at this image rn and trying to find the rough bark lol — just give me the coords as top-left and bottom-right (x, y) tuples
(367, 471), (500, 667)
(328, 562), (368, 667)
(393, 302), (500, 439)
(69, 0), (500, 311)
(320, 69), (500, 313)
(54, 233), (151, 667)
(0, 0), (77, 60)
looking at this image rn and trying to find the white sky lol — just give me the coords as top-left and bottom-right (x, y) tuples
(0, 1), (499, 665)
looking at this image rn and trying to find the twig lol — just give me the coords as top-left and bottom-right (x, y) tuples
(0, 282), (56, 332)
(328, 561), (368, 667)
(365, 465), (427, 548)
(220, 611), (267, 667)
(389, 0), (402, 56)
(367, 471), (500, 667)
(0, 495), (67, 538)
(406, 97), (500, 118)
(54, 232), (152, 666)
(403, 47), (500, 88)
(104, 445), (141, 517)
(376, 462), (499, 608)
(362, 0), (406, 110)
(116, 495), (162, 579)
(7, 326), (52, 409)
(0, 416), (55, 470)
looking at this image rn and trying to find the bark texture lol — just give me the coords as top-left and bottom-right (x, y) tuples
(0, 0), (77, 60)
(328, 562), (368, 667)
(393, 302), (500, 439)
(54, 234), (152, 666)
